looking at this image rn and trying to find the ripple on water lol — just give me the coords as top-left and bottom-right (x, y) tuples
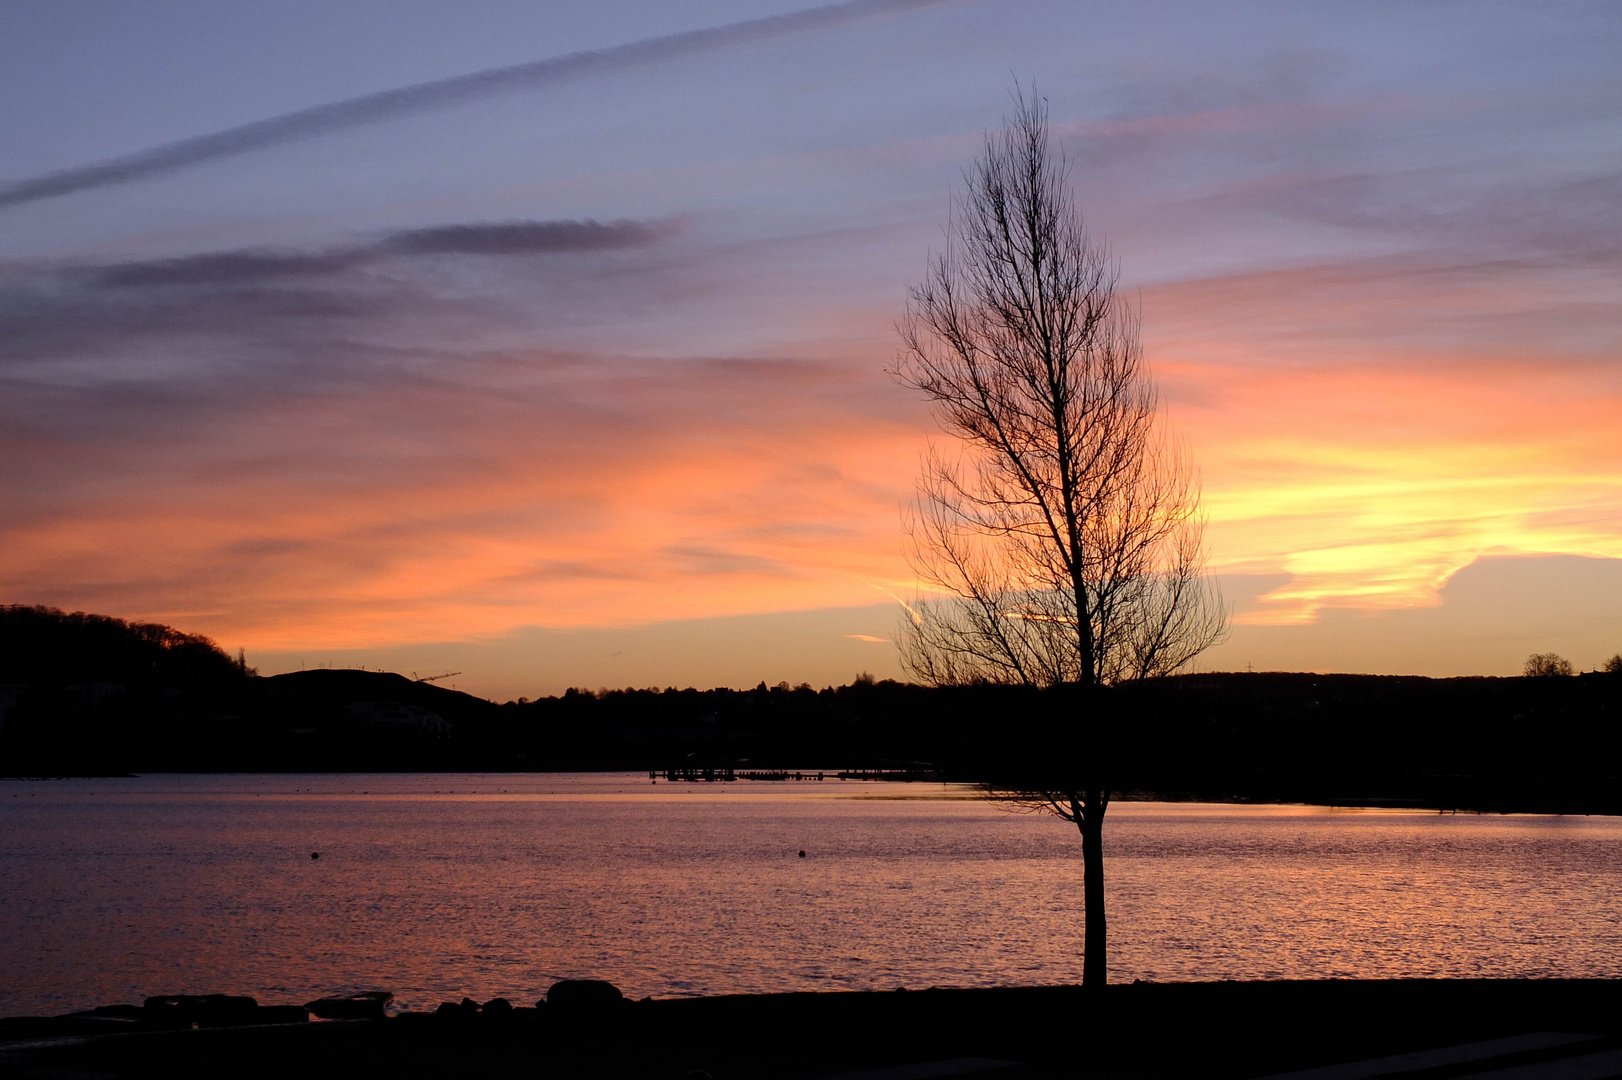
(2, 774), (1620, 1015)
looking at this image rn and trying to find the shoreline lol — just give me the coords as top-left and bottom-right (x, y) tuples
(6, 979), (1622, 1079)
(10, 770), (1620, 820)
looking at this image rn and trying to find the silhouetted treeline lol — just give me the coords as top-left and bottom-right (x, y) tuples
(0, 605), (245, 687)
(0, 605), (252, 774)
(1072, 672), (1622, 814)
(3, 606), (1620, 812)
(0, 605), (502, 774)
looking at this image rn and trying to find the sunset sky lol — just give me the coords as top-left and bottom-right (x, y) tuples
(3, 0), (1619, 699)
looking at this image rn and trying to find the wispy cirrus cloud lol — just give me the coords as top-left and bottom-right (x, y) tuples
(84, 218), (684, 288)
(0, 0), (952, 210)
(0, 216), (685, 372)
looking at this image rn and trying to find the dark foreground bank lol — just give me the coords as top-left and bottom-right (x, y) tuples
(6, 980), (1622, 1080)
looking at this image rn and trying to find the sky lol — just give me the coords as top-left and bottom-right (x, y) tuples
(2, 0), (1619, 700)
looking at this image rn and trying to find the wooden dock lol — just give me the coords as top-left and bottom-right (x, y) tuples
(650, 767), (942, 783)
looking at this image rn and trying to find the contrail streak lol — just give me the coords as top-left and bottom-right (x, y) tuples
(0, 0), (950, 210)
(869, 582), (923, 626)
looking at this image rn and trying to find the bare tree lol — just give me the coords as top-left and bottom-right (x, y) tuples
(1524, 652), (1574, 677)
(892, 90), (1225, 990)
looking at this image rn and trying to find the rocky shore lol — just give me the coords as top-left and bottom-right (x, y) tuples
(4, 979), (1621, 1079)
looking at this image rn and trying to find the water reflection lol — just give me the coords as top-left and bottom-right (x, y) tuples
(1, 774), (1619, 1016)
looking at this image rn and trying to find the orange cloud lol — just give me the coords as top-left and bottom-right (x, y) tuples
(2, 349), (925, 651)
(6, 243), (1616, 667)
(1145, 255), (1622, 624)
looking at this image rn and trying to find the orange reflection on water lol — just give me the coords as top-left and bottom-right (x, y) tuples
(4, 774), (1621, 1019)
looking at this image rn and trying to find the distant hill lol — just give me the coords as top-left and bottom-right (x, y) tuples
(0, 604), (244, 688)
(0, 607), (502, 773)
(2, 606), (1619, 812)
(261, 667), (500, 730)
(0, 605), (249, 774)
(1089, 671), (1622, 814)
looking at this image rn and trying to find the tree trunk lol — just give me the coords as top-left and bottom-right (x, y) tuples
(1079, 789), (1107, 990)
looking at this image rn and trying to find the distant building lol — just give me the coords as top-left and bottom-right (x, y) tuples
(0, 684), (25, 732)
(65, 682), (125, 710)
(346, 700), (452, 734)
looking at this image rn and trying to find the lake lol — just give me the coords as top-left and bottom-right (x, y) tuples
(3, 773), (1620, 1017)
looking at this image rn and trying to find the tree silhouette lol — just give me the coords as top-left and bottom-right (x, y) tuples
(1524, 652), (1574, 677)
(892, 89), (1225, 989)
(0, 604), (243, 687)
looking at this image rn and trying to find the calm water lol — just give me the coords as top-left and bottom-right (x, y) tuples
(3, 773), (1620, 1017)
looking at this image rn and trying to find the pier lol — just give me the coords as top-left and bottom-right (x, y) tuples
(650, 767), (942, 783)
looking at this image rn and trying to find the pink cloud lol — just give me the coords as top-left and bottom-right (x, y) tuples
(1, 348), (925, 650)
(1142, 253), (1622, 622)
